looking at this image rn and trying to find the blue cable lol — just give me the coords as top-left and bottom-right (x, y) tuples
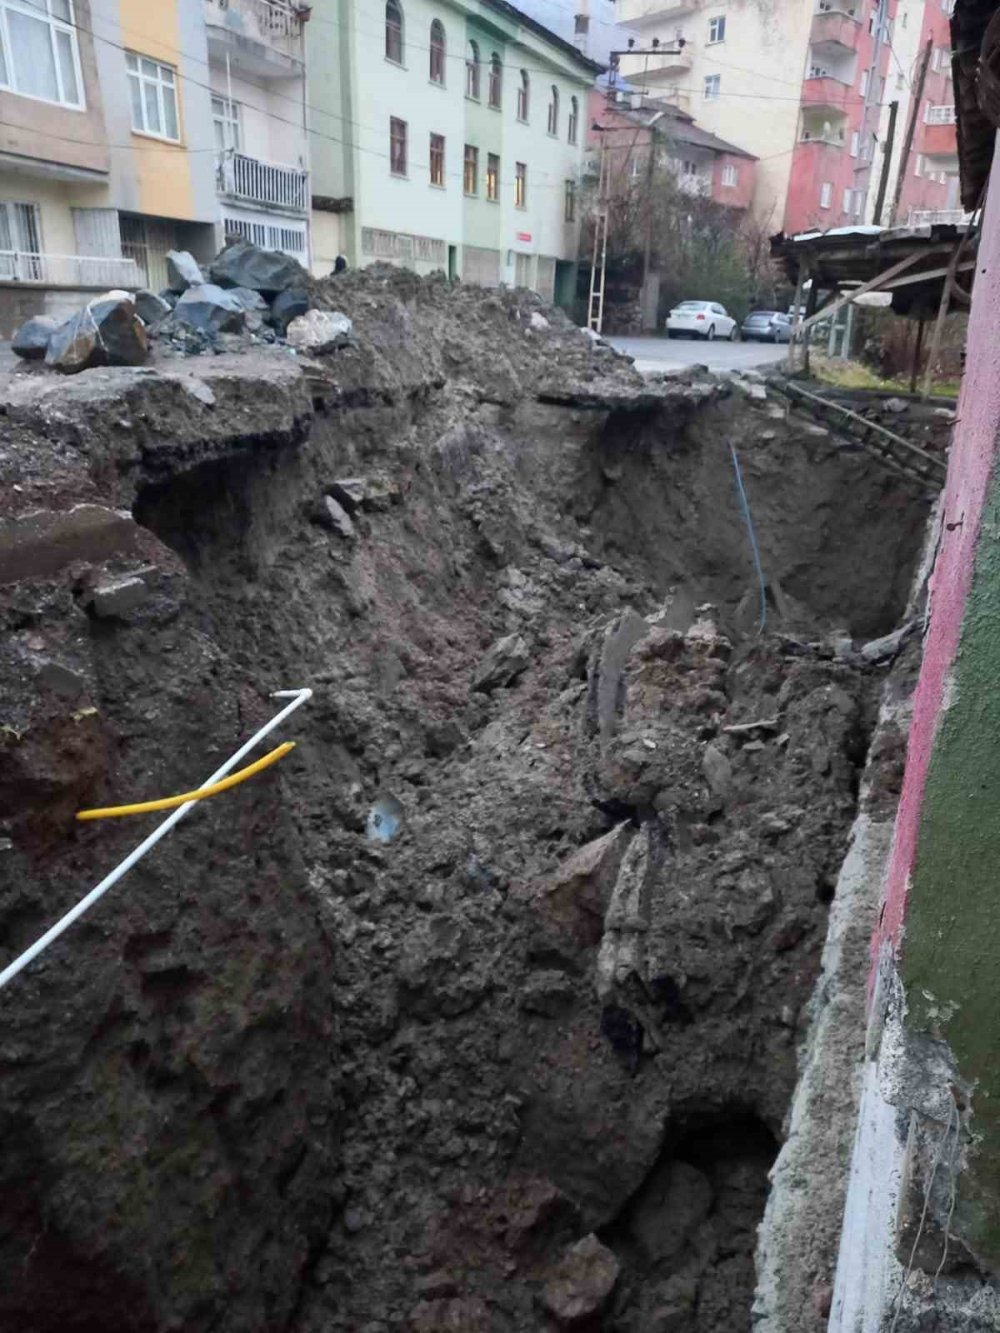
(729, 441), (767, 636)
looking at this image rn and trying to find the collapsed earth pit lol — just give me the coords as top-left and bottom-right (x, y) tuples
(0, 272), (934, 1333)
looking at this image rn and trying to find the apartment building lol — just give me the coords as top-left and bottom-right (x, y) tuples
(306, 0), (598, 304)
(0, 0), (309, 333)
(615, 0), (959, 234)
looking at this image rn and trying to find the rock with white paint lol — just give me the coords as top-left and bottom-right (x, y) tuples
(286, 309), (353, 354)
(45, 298), (148, 374)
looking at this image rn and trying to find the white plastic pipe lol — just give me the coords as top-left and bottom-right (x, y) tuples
(0, 688), (312, 994)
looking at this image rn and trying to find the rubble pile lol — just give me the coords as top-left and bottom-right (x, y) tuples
(10, 240), (355, 372)
(0, 267), (933, 1332)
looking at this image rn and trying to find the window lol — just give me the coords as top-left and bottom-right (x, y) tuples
(0, 200), (42, 279)
(721, 163), (738, 187)
(464, 143), (478, 194)
(0, 0), (83, 108)
(127, 54), (179, 140)
(385, 0), (403, 64)
(390, 116), (407, 175)
(515, 160), (526, 208)
(630, 155), (643, 179)
(926, 103), (957, 124)
(488, 52), (501, 107)
(859, 68), (869, 96)
(820, 181), (832, 208)
(704, 74), (720, 99)
(430, 19), (445, 83)
(483, 151), (499, 201)
(850, 130), (859, 157)
(564, 178), (576, 221)
(843, 187), (852, 213)
(517, 69), (529, 121)
(896, 72), (905, 91)
(568, 94), (578, 143)
(682, 159), (698, 175)
(466, 39), (480, 98)
(211, 96), (240, 153)
(708, 14), (726, 42)
(547, 85), (559, 134)
(932, 46), (951, 72)
(430, 131), (444, 186)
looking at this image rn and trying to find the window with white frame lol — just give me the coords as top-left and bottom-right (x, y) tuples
(429, 132), (444, 186)
(465, 39), (480, 99)
(682, 159), (698, 175)
(568, 94), (578, 144)
(127, 54), (179, 140)
(931, 46), (951, 72)
(704, 73), (720, 99)
(517, 69), (529, 121)
(820, 181), (832, 208)
(850, 130), (859, 157)
(0, 199), (42, 278)
(564, 178), (576, 221)
(843, 187), (852, 213)
(859, 67), (869, 96)
(721, 163), (738, 187)
(926, 103), (957, 124)
(0, 0), (83, 108)
(547, 84), (559, 134)
(390, 116), (407, 175)
(385, 0), (403, 64)
(630, 155), (643, 179)
(708, 14), (725, 42)
(515, 160), (526, 208)
(429, 19), (445, 83)
(211, 96), (240, 153)
(487, 151), (499, 201)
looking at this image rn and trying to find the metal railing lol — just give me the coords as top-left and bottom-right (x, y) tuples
(907, 208), (971, 226)
(925, 104), (957, 124)
(217, 152), (309, 212)
(204, 0), (302, 47)
(0, 251), (143, 287)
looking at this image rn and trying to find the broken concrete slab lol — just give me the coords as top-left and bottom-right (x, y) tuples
(472, 633), (530, 692)
(543, 823), (635, 943)
(45, 298), (148, 374)
(540, 1234), (620, 1326)
(172, 284), (247, 336)
(12, 315), (60, 360)
(0, 505), (142, 585)
(89, 576), (150, 619)
(287, 309), (353, 354)
(313, 495), (355, 540)
(328, 479), (366, 513)
(860, 620), (918, 664)
(165, 250), (204, 293)
(587, 608), (651, 741)
(209, 240), (306, 295)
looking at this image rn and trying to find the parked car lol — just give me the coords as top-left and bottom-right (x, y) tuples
(740, 310), (793, 343)
(666, 300), (739, 341)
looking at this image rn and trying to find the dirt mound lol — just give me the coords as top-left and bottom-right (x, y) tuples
(0, 273), (931, 1332)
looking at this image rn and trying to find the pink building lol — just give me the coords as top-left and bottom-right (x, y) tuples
(896, 6), (961, 222)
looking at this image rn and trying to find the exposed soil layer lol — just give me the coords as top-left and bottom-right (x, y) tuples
(0, 271), (932, 1332)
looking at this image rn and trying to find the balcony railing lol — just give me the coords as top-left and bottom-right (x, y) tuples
(217, 152), (309, 212)
(925, 104), (957, 124)
(0, 251), (143, 287)
(800, 124), (846, 146)
(907, 208), (971, 226)
(204, 0), (303, 53)
(810, 9), (860, 52)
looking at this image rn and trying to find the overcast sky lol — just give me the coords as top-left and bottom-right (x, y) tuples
(513, 0), (635, 65)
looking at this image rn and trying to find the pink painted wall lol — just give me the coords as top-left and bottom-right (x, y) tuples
(873, 128), (1000, 966)
(897, 3), (958, 220)
(711, 152), (755, 210)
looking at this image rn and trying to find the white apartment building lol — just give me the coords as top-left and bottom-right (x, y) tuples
(0, 0), (309, 334)
(307, 0), (599, 304)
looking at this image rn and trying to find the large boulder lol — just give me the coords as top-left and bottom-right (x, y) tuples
(12, 315), (60, 360)
(172, 284), (246, 335)
(269, 287), (311, 333)
(133, 289), (172, 327)
(287, 309), (353, 354)
(165, 250), (204, 293)
(44, 298), (148, 374)
(209, 240), (307, 295)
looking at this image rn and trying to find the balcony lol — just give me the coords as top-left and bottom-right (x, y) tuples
(801, 74), (853, 115)
(217, 152), (309, 213)
(907, 208), (971, 226)
(920, 120), (958, 156)
(204, 0), (304, 73)
(641, 46), (693, 78)
(0, 251), (143, 288)
(810, 9), (861, 55)
(616, 0), (702, 23)
(800, 109), (847, 146)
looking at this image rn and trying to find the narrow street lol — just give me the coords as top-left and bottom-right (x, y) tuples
(607, 335), (790, 376)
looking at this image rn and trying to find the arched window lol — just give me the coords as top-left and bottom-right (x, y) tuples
(568, 94), (578, 143)
(547, 84), (559, 135)
(429, 19), (445, 83)
(488, 51), (502, 107)
(385, 0), (403, 63)
(517, 69), (529, 121)
(465, 39), (480, 99)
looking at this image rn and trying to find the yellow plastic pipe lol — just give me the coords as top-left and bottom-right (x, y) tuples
(76, 741), (296, 821)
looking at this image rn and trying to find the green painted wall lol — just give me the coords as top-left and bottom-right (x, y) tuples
(903, 456), (1000, 1265)
(462, 17), (505, 252)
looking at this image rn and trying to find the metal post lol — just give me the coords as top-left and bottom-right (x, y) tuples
(872, 99), (898, 226)
(788, 260), (806, 373)
(909, 318), (925, 392)
(890, 40), (932, 226)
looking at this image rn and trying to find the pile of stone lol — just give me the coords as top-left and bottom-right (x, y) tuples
(11, 240), (353, 374)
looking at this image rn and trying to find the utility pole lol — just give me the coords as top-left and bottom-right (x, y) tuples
(890, 40), (933, 226)
(855, 0), (889, 217)
(872, 99), (898, 226)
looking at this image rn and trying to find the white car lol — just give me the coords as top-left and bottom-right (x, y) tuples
(666, 300), (739, 341)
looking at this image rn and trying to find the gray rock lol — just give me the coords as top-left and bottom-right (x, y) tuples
(89, 576), (150, 619)
(314, 495), (355, 540)
(883, 396), (909, 414)
(227, 286), (268, 312)
(45, 298), (148, 374)
(157, 288), (180, 310)
(540, 1234), (619, 1326)
(329, 478), (366, 512)
(173, 284), (246, 336)
(702, 742), (733, 799)
(165, 250), (204, 293)
(472, 633), (529, 692)
(520, 970), (576, 1016)
(286, 309), (353, 353)
(12, 315), (60, 360)
(181, 378), (216, 407)
(133, 289), (172, 327)
(860, 619), (917, 664)
(209, 239), (307, 295)
(630, 1159), (713, 1262)
(269, 287), (311, 332)
(36, 661), (86, 699)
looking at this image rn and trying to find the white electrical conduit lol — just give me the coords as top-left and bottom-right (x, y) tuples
(0, 687), (312, 994)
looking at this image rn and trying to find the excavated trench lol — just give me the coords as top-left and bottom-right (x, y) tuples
(0, 273), (933, 1333)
